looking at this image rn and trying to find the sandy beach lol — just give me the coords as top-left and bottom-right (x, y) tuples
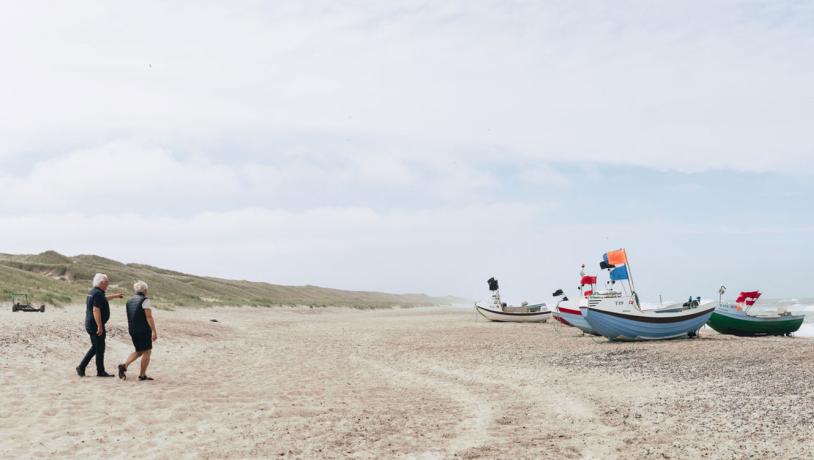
(1, 305), (813, 459)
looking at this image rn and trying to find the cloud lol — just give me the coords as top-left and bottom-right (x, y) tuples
(0, 203), (547, 297)
(0, 2), (812, 300)
(0, 1), (812, 172)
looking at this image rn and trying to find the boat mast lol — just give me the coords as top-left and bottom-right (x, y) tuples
(624, 248), (637, 296)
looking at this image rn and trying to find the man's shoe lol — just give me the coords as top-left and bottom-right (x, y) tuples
(76, 366), (86, 377)
(97, 372), (115, 378)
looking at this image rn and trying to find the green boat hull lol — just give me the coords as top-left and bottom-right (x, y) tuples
(707, 311), (804, 336)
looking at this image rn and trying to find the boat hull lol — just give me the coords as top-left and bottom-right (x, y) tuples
(582, 306), (714, 341)
(556, 306), (598, 335)
(476, 305), (551, 323)
(707, 310), (805, 336)
(552, 311), (572, 326)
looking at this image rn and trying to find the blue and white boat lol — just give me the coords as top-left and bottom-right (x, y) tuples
(580, 249), (715, 341)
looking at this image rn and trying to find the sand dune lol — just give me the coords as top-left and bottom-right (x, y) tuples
(1, 306), (813, 458)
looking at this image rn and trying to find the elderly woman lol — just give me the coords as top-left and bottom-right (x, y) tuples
(117, 280), (158, 381)
(77, 273), (124, 377)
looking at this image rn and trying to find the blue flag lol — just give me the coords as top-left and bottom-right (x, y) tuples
(610, 265), (629, 281)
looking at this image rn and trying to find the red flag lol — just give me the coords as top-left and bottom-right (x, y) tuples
(737, 291), (761, 306)
(580, 275), (597, 285)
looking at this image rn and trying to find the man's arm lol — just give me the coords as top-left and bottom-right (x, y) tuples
(106, 293), (124, 300)
(145, 309), (157, 341)
(93, 307), (103, 336)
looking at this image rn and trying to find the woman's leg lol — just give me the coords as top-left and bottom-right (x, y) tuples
(139, 349), (152, 377)
(123, 351), (143, 368)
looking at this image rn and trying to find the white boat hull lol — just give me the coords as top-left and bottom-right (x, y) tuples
(476, 305), (551, 323)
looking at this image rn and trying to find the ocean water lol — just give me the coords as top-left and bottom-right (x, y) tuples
(758, 298), (814, 337)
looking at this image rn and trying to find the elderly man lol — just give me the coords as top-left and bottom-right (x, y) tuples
(76, 273), (124, 377)
(117, 280), (158, 381)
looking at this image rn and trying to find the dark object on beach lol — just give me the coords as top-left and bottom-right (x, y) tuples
(599, 261), (615, 270)
(11, 294), (45, 313)
(210, 319), (219, 322)
(487, 277), (499, 292)
(552, 289), (564, 297)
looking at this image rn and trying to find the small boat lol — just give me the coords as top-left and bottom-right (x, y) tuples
(552, 309), (572, 326)
(581, 249), (715, 341)
(474, 277), (551, 323)
(707, 288), (805, 336)
(552, 274), (601, 335)
(476, 304), (552, 322)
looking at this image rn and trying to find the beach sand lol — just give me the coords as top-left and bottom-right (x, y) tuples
(1, 305), (813, 459)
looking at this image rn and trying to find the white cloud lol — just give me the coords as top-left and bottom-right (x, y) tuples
(0, 1), (812, 172)
(0, 203), (547, 297)
(0, 2), (812, 300)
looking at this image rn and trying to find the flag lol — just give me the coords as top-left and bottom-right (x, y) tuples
(580, 275), (597, 285)
(610, 265), (629, 281)
(736, 291), (761, 306)
(606, 249), (627, 265)
(599, 261), (615, 270)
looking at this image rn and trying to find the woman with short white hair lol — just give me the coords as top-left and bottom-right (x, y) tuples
(118, 280), (158, 381)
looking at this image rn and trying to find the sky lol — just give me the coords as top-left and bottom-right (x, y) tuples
(1, 0), (813, 304)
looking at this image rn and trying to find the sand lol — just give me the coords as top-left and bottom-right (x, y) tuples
(1, 305), (813, 459)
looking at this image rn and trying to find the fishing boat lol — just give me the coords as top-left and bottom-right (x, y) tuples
(551, 308), (572, 326)
(475, 277), (551, 323)
(552, 274), (601, 335)
(707, 288), (805, 336)
(580, 249), (715, 341)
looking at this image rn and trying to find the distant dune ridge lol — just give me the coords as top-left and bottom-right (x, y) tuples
(0, 250), (460, 308)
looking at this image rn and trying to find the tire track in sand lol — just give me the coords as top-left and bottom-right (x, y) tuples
(352, 356), (496, 456)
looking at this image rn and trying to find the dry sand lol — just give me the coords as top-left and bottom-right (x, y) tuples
(1, 305), (813, 459)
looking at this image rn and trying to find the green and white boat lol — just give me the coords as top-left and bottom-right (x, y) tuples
(707, 288), (805, 337)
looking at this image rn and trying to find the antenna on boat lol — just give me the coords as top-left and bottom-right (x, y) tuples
(718, 285), (726, 306)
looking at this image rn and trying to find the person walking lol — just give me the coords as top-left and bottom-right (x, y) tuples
(117, 281), (158, 381)
(77, 273), (123, 377)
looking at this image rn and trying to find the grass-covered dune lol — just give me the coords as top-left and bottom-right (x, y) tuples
(0, 251), (460, 308)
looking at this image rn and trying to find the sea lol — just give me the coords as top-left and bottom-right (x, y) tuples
(756, 298), (814, 337)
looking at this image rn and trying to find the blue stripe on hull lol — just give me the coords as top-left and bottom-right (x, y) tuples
(583, 308), (714, 341)
(557, 311), (596, 334)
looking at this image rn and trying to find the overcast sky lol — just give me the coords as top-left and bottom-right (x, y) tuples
(1, 1), (812, 303)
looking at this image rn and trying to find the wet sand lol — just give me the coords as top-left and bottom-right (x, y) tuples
(1, 306), (813, 459)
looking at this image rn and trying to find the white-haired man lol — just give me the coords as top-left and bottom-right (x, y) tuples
(77, 273), (124, 377)
(118, 280), (158, 381)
